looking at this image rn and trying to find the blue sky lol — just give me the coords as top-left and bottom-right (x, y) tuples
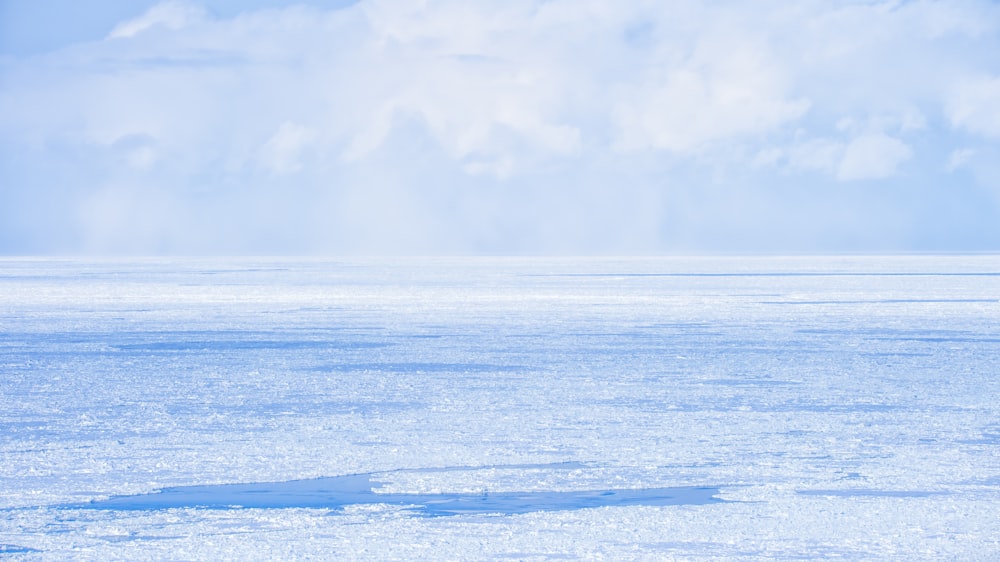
(1, 0), (999, 255)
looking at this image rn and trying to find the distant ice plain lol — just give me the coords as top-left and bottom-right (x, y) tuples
(1, 256), (999, 559)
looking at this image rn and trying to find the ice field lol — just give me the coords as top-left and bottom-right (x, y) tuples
(1, 256), (999, 559)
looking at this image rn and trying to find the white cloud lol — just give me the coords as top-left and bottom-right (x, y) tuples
(946, 148), (976, 171)
(613, 39), (809, 153)
(916, 0), (1000, 39)
(787, 138), (843, 175)
(260, 122), (317, 174)
(947, 75), (1000, 138)
(751, 147), (784, 168)
(757, 131), (916, 182)
(836, 132), (912, 181)
(898, 107), (927, 132)
(112, 134), (159, 171)
(341, 105), (396, 163)
(339, 1), (587, 169)
(462, 156), (515, 179)
(3, 0), (1000, 254)
(107, 1), (207, 39)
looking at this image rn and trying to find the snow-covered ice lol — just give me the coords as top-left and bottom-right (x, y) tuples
(1, 256), (999, 559)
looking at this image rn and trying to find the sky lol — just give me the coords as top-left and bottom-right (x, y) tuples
(1, 0), (999, 255)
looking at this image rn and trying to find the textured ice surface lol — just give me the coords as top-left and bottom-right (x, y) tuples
(1, 256), (999, 559)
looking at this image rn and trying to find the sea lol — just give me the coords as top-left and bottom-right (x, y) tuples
(1, 256), (998, 559)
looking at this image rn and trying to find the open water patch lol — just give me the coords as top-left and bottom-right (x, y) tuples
(0, 543), (40, 554)
(311, 362), (526, 373)
(114, 340), (389, 352)
(71, 472), (722, 516)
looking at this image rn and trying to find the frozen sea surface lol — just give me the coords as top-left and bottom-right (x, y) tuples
(1, 256), (999, 559)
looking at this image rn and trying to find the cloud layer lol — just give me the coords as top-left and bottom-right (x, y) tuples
(1, 0), (999, 254)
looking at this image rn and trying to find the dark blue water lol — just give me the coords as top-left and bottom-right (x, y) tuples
(75, 473), (722, 516)
(0, 543), (39, 554)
